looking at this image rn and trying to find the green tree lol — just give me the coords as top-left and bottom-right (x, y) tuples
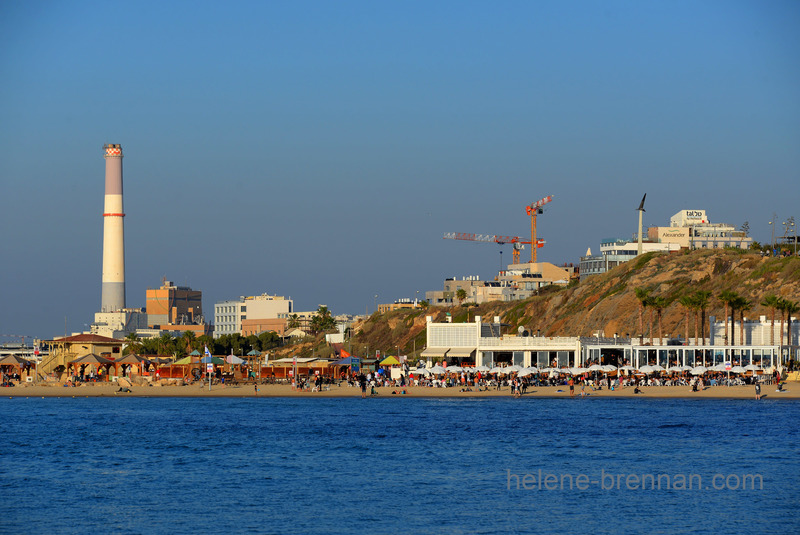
(781, 299), (799, 347)
(456, 288), (467, 305)
(635, 288), (651, 345)
(734, 296), (752, 346)
(651, 296), (668, 346)
(693, 290), (712, 345)
(678, 295), (695, 345)
(124, 332), (142, 356)
(718, 290), (739, 345)
(310, 305), (336, 335)
(761, 294), (780, 346)
(287, 314), (301, 329)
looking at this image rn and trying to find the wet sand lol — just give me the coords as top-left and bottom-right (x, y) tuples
(2, 382), (797, 399)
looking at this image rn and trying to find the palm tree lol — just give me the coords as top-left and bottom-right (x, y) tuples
(651, 296), (668, 345)
(761, 294), (780, 346)
(287, 314), (301, 329)
(679, 295), (695, 345)
(782, 299), (799, 347)
(694, 290), (712, 345)
(635, 288), (651, 345)
(735, 296), (752, 346)
(718, 290), (739, 345)
(456, 288), (467, 305)
(124, 332), (141, 356)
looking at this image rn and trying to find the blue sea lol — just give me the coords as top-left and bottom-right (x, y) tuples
(1, 396), (799, 535)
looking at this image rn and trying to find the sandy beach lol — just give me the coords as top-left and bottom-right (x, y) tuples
(2, 381), (798, 399)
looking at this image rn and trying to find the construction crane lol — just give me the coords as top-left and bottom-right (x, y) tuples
(525, 195), (553, 263)
(443, 232), (544, 264)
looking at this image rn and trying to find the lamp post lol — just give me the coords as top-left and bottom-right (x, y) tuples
(769, 215), (776, 256)
(784, 218), (797, 256)
(374, 294), (378, 314)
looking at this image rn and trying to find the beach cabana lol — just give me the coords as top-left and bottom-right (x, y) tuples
(69, 353), (114, 381)
(379, 356), (401, 366)
(112, 353), (145, 377)
(0, 355), (33, 383)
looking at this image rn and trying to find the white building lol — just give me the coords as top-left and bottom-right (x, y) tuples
(213, 294), (293, 338)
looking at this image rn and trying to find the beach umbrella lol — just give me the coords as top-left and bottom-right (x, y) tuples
(710, 363), (728, 372)
(587, 364), (604, 372)
(226, 355), (245, 364)
(601, 365), (617, 373)
(474, 365), (491, 372)
(619, 366), (637, 371)
(429, 365), (447, 375)
(690, 366), (708, 375)
(667, 366), (684, 373)
(506, 365), (524, 373)
(639, 365), (658, 374)
(517, 368), (535, 377)
(412, 368), (431, 375)
(744, 364), (761, 371)
(489, 366), (505, 374)
(445, 365), (463, 373)
(731, 366), (746, 374)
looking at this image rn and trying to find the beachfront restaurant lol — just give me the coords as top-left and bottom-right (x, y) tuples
(425, 316), (787, 370)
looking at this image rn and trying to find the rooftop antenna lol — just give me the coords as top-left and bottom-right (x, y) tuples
(637, 193), (646, 255)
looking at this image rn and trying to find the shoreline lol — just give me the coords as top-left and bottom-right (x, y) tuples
(2, 382), (797, 399)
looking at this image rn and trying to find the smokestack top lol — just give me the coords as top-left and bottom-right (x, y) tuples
(103, 144), (123, 158)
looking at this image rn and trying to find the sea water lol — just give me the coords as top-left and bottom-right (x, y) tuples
(1, 397), (799, 535)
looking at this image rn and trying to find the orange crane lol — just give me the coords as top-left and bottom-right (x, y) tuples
(525, 195), (553, 263)
(443, 232), (544, 264)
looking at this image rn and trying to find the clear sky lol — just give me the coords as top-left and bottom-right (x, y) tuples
(1, 1), (798, 341)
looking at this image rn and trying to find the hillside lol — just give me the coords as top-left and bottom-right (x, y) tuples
(275, 250), (800, 359)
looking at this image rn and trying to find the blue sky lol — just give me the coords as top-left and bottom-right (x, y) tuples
(1, 1), (798, 340)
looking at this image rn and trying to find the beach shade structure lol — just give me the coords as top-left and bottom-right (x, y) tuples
(68, 353), (114, 381)
(226, 355), (245, 365)
(411, 368), (431, 375)
(0, 354), (33, 367)
(506, 365), (524, 373)
(731, 366), (747, 374)
(247, 350), (260, 356)
(690, 366), (709, 375)
(667, 366), (685, 373)
(0, 355), (33, 382)
(489, 366), (506, 374)
(601, 365), (617, 373)
(189, 350), (202, 356)
(587, 364), (604, 372)
(201, 356), (225, 365)
(518, 367), (538, 377)
(744, 364), (761, 371)
(474, 365), (491, 372)
(710, 363), (728, 373)
(112, 353), (145, 377)
(619, 366), (637, 372)
(569, 367), (588, 375)
(639, 365), (661, 374)
(380, 356), (401, 366)
(445, 365), (463, 373)
(428, 365), (447, 375)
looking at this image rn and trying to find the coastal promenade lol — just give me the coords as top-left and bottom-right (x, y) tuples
(3, 382), (797, 399)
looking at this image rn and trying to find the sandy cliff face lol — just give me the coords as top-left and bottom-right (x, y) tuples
(277, 251), (800, 359)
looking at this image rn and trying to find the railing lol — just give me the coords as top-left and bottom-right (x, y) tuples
(479, 337), (579, 349)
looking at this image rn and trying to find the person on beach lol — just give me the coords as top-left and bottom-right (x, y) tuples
(254, 383), (259, 396)
(359, 373), (367, 398)
(569, 377), (574, 397)
(755, 382), (761, 400)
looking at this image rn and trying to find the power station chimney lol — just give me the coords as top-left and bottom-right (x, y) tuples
(101, 144), (126, 312)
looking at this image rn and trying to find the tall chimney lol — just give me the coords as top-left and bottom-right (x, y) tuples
(101, 143), (126, 312)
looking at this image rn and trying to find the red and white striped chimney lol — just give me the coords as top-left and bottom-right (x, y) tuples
(101, 143), (126, 312)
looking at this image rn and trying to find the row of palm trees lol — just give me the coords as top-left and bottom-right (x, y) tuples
(635, 288), (799, 347)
